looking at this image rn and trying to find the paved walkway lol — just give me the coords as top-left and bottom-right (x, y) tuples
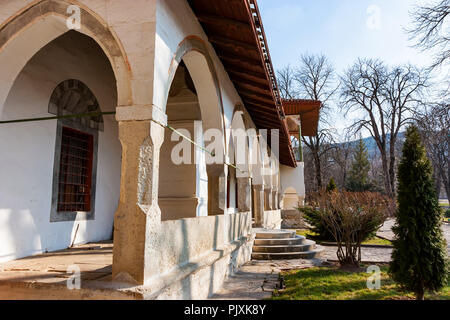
(378, 218), (450, 251)
(378, 218), (450, 240)
(322, 219), (450, 264)
(210, 259), (324, 300)
(376, 218), (396, 241)
(321, 246), (393, 263)
(320, 219), (450, 263)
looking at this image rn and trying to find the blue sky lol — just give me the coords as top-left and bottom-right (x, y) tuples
(258, 0), (441, 137)
(258, 0), (435, 73)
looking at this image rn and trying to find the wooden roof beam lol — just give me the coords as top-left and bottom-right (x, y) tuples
(234, 84), (274, 101)
(197, 12), (251, 30)
(229, 76), (270, 93)
(245, 103), (278, 115)
(209, 36), (259, 54)
(240, 94), (275, 107)
(217, 52), (265, 72)
(226, 68), (268, 85)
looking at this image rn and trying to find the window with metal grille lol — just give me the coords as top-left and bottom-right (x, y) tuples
(57, 127), (94, 212)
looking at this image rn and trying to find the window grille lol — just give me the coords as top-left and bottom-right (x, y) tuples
(57, 127), (94, 212)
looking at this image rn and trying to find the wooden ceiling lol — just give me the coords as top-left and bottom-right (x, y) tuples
(187, 0), (296, 167)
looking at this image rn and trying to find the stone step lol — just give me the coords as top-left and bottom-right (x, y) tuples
(253, 236), (306, 246)
(255, 230), (296, 239)
(252, 241), (316, 253)
(251, 247), (324, 260)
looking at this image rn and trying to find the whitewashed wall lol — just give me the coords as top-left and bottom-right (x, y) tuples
(0, 32), (121, 262)
(280, 163), (306, 210)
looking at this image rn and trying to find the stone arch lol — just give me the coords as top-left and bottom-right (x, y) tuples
(158, 61), (208, 220)
(164, 37), (228, 216)
(280, 186), (300, 210)
(166, 36), (226, 158)
(49, 79), (104, 131)
(0, 0), (132, 116)
(231, 104), (251, 176)
(0, 23), (123, 261)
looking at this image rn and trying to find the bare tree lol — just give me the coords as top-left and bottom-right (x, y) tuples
(340, 59), (428, 197)
(295, 54), (338, 121)
(416, 103), (450, 199)
(408, 0), (450, 70)
(278, 54), (339, 191)
(295, 54), (339, 190)
(328, 133), (353, 190)
(278, 64), (298, 99)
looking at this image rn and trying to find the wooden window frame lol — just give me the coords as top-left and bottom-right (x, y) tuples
(50, 119), (98, 222)
(57, 127), (94, 213)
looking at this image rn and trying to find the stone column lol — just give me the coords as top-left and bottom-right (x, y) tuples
(237, 176), (252, 212)
(112, 106), (166, 285)
(252, 184), (265, 227)
(271, 190), (278, 210)
(264, 187), (272, 211)
(207, 164), (227, 215)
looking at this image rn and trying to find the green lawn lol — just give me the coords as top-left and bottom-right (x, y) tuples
(272, 266), (450, 300)
(296, 229), (392, 246)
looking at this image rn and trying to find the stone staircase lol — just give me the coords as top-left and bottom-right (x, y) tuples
(251, 230), (323, 260)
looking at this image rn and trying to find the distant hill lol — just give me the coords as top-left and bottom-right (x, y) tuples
(335, 132), (406, 158)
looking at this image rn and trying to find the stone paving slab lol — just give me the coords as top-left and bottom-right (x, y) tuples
(0, 241), (113, 282)
(209, 259), (324, 300)
(377, 218), (450, 253)
(321, 246), (393, 263)
(376, 219), (396, 241)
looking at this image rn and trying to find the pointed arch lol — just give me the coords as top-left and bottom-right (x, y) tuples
(166, 36), (227, 158)
(0, 0), (132, 116)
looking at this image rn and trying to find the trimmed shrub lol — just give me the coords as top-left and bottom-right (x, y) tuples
(308, 191), (393, 266)
(299, 205), (335, 241)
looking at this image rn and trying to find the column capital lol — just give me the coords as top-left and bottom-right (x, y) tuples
(116, 105), (167, 127)
(236, 169), (251, 179)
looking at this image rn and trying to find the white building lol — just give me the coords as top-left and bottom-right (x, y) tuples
(0, 0), (320, 299)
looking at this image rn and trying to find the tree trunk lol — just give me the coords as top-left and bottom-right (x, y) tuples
(380, 151), (393, 197)
(388, 150), (396, 197)
(314, 153), (323, 190)
(434, 170), (442, 198)
(416, 288), (425, 300)
(444, 165), (450, 201)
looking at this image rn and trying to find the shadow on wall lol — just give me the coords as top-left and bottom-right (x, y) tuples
(178, 216), (220, 299)
(180, 218), (192, 299)
(208, 215), (220, 297)
(167, 213), (247, 299)
(0, 208), (78, 263)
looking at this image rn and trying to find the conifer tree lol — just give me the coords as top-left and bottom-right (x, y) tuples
(345, 138), (373, 192)
(326, 178), (337, 192)
(389, 125), (448, 300)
